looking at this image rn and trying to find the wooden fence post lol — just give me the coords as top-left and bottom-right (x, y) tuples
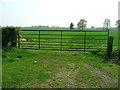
(107, 37), (113, 56)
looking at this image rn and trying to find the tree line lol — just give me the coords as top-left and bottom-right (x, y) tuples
(70, 19), (120, 30)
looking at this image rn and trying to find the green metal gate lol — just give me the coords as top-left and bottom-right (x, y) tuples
(18, 30), (109, 52)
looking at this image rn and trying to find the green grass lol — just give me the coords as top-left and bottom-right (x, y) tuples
(109, 30), (118, 49)
(2, 47), (119, 88)
(2, 27), (119, 88)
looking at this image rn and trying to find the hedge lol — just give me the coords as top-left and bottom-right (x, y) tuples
(2, 27), (20, 47)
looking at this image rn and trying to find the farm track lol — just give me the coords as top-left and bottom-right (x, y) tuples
(2, 47), (119, 88)
(39, 63), (118, 88)
(84, 64), (118, 87)
(40, 63), (80, 88)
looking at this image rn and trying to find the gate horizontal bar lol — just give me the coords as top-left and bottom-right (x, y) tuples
(27, 37), (107, 40)
(40, 44), (84, 46)
(21, 48), (106, 52)
(20, 41), (38, 42)
(21, 30), (108, 32)
(39, 47), (61, 48)
(21, 45), (107, 48)
(21, 41), (107, 44)
(23, 34), (107, 36)
(39, 34), (108, 36)
(20, 34), (39, 35)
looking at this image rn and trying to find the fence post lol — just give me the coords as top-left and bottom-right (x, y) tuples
(39, 31), (40, 49)
(107, 37), (113, 56)
(108, 30), (109, 37)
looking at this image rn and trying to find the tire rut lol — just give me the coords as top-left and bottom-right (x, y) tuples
(84, 64), (118, 87)
(40, 63), (80, 88)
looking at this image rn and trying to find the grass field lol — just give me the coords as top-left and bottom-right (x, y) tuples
(2, 47), (119, 88)
(2, 27), (119, 88)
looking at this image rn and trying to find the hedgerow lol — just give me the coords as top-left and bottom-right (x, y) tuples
(2, 27), (20, 47)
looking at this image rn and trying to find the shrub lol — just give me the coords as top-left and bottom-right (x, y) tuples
(111, 48), (120, 62)
(2, 27), (20, 47)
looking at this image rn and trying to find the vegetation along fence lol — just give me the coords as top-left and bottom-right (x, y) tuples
(18, 30), (113, 53)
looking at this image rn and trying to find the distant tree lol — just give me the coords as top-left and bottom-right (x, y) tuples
(91, 26), (95, 29)
(103, 19), (110, 30)
(115, 20), (120, 30)
(77, 19), (87, 30)
(38, 25), (42, 27)
(70, 22), (74, 30)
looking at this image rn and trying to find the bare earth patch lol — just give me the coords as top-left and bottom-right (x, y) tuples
(102, 65), (113, 69)
(84, 64), (118, 87)
(40, 63), (81, 88)
(32, 63), (118, 88)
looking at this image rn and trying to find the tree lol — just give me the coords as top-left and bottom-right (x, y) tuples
(115, 20), (120, 30)
(2, 27), (20, 47)
(70, 22), (74, 30)
(77, 19), (87, 30)
(91, 26), (95, 29)
(103, 19), (110, 30)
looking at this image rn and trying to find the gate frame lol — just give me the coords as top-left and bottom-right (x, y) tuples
(18, 30), (113, 53)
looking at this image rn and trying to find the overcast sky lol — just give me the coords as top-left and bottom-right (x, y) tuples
(1, 0), (119, 27)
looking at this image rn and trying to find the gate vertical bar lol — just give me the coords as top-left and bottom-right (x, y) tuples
(39, 30), (40, 49)
(61, 31), (62, 50)
(84, 31), (86, 51)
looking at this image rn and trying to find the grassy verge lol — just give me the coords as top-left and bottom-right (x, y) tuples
(2, 47), (119, 88)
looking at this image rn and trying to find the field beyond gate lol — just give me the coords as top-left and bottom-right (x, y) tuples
(19, 30), (109, 52)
